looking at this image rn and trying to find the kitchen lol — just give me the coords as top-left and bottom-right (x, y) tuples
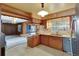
(0, 3), (79, 56)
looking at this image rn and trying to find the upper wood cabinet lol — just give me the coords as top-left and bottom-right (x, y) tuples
(2, 23), (18, 35)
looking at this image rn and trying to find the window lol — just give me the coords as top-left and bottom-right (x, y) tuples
(18, 25), (22, 32)
(1, 15), (27, 24)
(26, 24), (36, 35)
(47, 16), (71, 35)
(26, 25), (31, 33)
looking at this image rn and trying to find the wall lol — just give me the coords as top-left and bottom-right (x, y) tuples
(21, 22), (27, 34)
(17, 22), (27, 35)
(0, 6), (1, 56)
(32, 18), (40, 24)
(0, 7), (1, 33)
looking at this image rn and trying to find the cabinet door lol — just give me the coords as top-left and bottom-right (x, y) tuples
(27, 36), (40, 48)
(40, 35), (49, 46)
(27, 37), (33, 47)
(48, 36), (54, 48)
(32, 36), (40, 47)
(49, 36), (63, 50)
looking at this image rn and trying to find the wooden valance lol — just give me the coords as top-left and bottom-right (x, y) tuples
(0, 4), (32, 20)
(44, 8), (76, 20)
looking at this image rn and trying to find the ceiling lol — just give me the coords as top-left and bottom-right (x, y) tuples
(5, 3), (76, 19)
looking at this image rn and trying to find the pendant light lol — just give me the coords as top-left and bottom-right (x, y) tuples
(37, 3), (48, 17)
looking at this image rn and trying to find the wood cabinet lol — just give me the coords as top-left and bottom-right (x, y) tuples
(49, 36), (63, 50)
(27, 35), (63, 50)
(40, 35), (63, 50)
(40, 20), (47, 28)
(27, 35), (40, 48)
(2, 23), (18, 35)
(40, 35), (49, 46)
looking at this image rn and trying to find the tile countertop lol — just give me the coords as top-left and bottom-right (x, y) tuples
(37, 30), (76, 39)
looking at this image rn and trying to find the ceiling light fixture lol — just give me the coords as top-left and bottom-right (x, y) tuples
(37, 3), (48, 17)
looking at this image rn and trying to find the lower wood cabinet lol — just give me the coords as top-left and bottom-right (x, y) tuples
(40, 35), (49, 46)
(40, 35), (63, 50)
(27, 35), (40, 48)
(49, 36), (63, 50)
(27, 35), (63, 51)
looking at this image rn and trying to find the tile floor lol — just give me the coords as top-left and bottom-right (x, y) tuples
(6, 44), (71, 56)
